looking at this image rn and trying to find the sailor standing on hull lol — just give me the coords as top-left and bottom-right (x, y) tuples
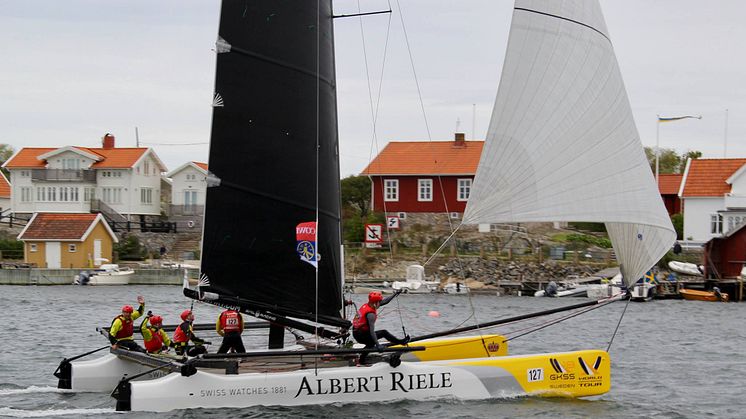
(109, 295), (146, 352)
(216, 309), (245, 354)
(353, 291), (408, 365)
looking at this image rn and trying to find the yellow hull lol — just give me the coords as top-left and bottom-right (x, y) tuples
(393, 334), (508, 361)
(447, 349), (611, 397)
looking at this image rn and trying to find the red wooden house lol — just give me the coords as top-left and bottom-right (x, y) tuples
(361, 134), (482, 216)
(657, 173), (682, 215)
(703, 222), (746, 279)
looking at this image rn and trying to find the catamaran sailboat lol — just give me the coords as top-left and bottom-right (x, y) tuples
(55, 0), (674, 411)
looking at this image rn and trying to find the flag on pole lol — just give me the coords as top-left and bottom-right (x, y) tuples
(658, 115), (701, 123)
(295, 221), (318, 268)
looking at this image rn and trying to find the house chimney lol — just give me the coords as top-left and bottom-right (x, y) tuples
(454, 132), (466, 147)
(102, 133), (115, 149)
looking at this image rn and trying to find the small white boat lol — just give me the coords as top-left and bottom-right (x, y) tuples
(629, 271), (657, 302)
(390, 265), (439, 293)
(629, 283), (656, 301)
(587, 273), (624, 300)
(534, 281), (590, 297)
(443, 282), (470, 294)
(75, 264), (134, 285)
(668, 261), (703, 276)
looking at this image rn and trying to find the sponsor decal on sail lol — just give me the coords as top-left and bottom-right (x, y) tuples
(295, 221), (318, 268)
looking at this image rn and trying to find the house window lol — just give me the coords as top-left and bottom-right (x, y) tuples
(68, 244), (77, 252)
(62, 159), (80, 170)
(141, 187), (153, 205)
(30, 243), (37, 252)
(102, 187), (121, 204)
(21, 187), (31, 202)
(457, 178), (472, 201)
(418, 179), (432, 202)
(20, 170), (30, 177)
(384, 179), (399, 202)
(710, 214), (723, 235)
(84, 187), (95, 202)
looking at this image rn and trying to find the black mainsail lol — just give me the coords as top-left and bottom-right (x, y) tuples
(189, 1), (346, 331)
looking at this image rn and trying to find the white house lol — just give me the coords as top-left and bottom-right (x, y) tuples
(679, 157), (746, 241)
(3, 133), (168, 219)
(165, 161), (207, 215)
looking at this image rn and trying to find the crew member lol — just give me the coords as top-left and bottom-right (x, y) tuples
(173, 309), (208, 356)
(109, 295), (146, 352)
(140, 314), (172, 354)
(216, 308), (245, 354)
(353, 291), (408, 364)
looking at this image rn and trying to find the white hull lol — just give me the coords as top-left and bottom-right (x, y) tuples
(122, 350), (610, 412)
(70, 353), (167, 391)
(630, 283), (656, 301)
(391, 280), (439, 294)
(443, 283), (469, 294)
(586, 284), (623, 300)
(535, 285), (590, 298)
(88, 272), (134, 286)
(668, 261), (703, 276)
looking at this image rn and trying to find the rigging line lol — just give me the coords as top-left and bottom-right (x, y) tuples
(606, 294), (631, 352)
(139, 142), (208, 146)
(505, 299), (614, 342)
(513, 7), (611, 44)
(314, 0), (321, 375)
(393, 0), (483, 346)
(395, 0), (432, 142)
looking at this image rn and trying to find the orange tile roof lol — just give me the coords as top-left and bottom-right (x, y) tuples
(194, 162), (208, 171)
(4, 147), (148, 169)
(19, 213), (99, 240)
(88, 148), (147, 168)
(0, 174), (10, 198)
(361, 141), (484, 175)
(3, 148), (56, 168)
(657, 173), (683, 195)
(682, 158), (746, 197)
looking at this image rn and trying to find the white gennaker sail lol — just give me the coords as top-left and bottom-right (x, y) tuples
(463, 0), (676, 287)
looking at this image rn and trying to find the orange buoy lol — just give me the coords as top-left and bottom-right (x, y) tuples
(428, 310), (440, 318)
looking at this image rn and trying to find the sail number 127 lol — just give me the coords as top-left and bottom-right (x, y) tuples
(527, 368), (544, 382)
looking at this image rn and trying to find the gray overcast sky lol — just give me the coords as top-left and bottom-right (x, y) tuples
(2, 1), (745, 177)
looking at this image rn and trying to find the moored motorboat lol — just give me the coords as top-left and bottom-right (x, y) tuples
(74, 264), (134, 285)
(680, 288), (728, 302)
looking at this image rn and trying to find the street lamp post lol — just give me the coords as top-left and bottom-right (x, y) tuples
(655, 115), (702, 185)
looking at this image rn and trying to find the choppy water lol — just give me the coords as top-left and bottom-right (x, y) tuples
(1, 285), (744, 418)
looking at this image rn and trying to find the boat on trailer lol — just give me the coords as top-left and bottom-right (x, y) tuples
(56, 0), (675, 411)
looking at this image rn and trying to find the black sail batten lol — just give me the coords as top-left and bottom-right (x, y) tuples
(196, 1), (344, 323)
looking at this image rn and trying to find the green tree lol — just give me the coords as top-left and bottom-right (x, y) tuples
(671, 213), (683, 240)
(341, 175), (371, 220)
(644, 147), (702, 174)
(679, 150), (702, 173)
(114, 235), (147, 261)
(0, 144), (14, 178)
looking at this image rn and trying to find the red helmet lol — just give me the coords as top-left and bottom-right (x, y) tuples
(149, 315), (163, 326)
(368, 291), (383, 303)
(180, 309), (192, 321)
(121, 305), (134, 313)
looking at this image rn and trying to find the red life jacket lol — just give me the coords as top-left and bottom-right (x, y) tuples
(173, 321), (191, 343)
(143, 327), (164, 353)
(113, 315), (134, 340)
(352, 303), (377, 332)
(220, 310), (242, 333)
